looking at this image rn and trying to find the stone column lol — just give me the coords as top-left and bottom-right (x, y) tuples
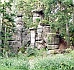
(0, 14), (2, 45)
(36, 24), (43, 49)
(42, 25), (50, 43)
(9, 13), (24, 53)
(30, 28), (36, 48)
(15, 14), (24, 48)
(37, 24), (43, 40)
(16, 29), (22, 48)
(36, 24), (50, 49)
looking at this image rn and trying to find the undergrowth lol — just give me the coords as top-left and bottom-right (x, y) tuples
(0, 50), (74, 70)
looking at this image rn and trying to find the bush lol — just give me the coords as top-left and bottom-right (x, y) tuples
(19, 47), (26, 53)
(40, 20), (49, 26)
(26, 47), (37, 57)
(26, 48), (46, 57)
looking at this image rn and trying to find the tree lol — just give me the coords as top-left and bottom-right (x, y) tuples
(0, 0), (15, 56)
(42, 0), (73, 46)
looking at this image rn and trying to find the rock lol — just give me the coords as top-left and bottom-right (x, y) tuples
(47, 50), (55, 54)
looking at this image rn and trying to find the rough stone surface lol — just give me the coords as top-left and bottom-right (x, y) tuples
(35, 24), (51, 49)
(9, 16), (30, 53)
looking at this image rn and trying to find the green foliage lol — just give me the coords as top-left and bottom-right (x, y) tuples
(26, 47), (37, 57)
(0, 56), (30, 70)
(8, 52), (16, 57)
(19, 47), (26, 53)
(36, 18), (40, 23)
(0, 0), (16, 57)
(0, 50), (74, 70)
(33, 52), (74, 70)
(29, 23), (38, 28)
(62, 0), (73, 6)
(69, 24), (74, 33)
(41, 20), (49, 25)
(26, 48), (46, 57)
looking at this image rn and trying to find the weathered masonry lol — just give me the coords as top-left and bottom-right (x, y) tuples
(8, 8), (65, 51)
(30, 8), (60, 49)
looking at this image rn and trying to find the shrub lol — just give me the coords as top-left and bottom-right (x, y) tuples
(26, 47), (37, 57)
(19, 47), (26, 53)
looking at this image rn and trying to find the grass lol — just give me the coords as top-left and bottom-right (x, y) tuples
(0, 54), (30, 70)
(0, 50), (74, 70)
(33, 50), (74, 70)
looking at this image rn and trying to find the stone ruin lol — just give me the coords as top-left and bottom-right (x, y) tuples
(9, 13), (30, 53)
(30, 23), (60, 50)
(30, 8), (68, 50)
(30, 8), (60, 50)
(8, 8), (67, 53)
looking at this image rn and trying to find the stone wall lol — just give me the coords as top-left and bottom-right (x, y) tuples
(8, 14), (31, 53)
(35, 25), (50, 49)
(22, 28), (30, 47)
(30, 24), (60, 50)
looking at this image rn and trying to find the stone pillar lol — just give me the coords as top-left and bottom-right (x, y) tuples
(36, 24), (43, 49)
(14, 14), (23, 48)
(42, 25), (50, 43)
(37, 24), (43, 40)
(36, 24), (50, 49)
(9, 13), (24, 53)
(31, 8), (44, 49)
(16, 29), (22, 48)
(22, 28), (30, 47)
(0, 14), (2, 45)
(30, 28), (36, 48)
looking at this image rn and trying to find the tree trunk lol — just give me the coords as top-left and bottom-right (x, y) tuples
(72, 2), (74, 46)
(1, 4), (5, 56)
(66, 23), (70, 47)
